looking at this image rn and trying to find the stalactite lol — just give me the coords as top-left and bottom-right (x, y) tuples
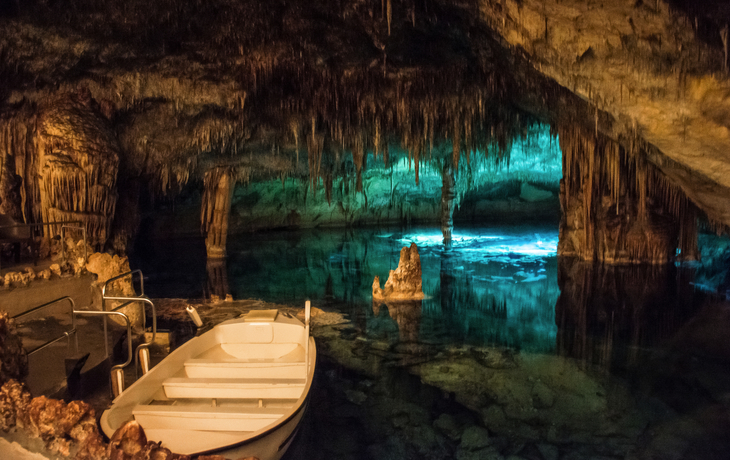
(307, 117), (323, 190)
(387, 0), (392, 36)
(558, 124), (699, 264)
(452, 116), (461, 170)
(352, 135), (364, 193)
(440, 164), (456, 243)
(0, 93), (119, 249)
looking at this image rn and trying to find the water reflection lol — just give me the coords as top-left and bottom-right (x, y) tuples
(556, 258), (701, 371)
(132, 225), (730, 459)
(205, 257), (229, 300)
(371, 300), (422, 343)
(223, 225), (560, 352)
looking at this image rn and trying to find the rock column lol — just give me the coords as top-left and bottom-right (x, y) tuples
(202, 168), (234, 259)
(440, 164), (456, 243)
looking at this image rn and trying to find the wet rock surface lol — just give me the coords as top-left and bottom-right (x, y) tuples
(372, 243), (424, 301)
(0, 380), (105, 459)
(0, 311), (28, 385)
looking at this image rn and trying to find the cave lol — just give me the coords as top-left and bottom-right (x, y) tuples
(2, 1), (730, 459)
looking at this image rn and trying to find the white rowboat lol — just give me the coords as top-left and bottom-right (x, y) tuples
(100, 304), (316, 460)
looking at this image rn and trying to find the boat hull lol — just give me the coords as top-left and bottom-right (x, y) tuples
(101, 311), (316, 460)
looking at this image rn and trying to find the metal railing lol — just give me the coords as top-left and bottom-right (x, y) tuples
(0, 220), (88, 267)
(13, 296), (78, 357)
(101, 270), (157, 380)
(18, 268), (158, 398)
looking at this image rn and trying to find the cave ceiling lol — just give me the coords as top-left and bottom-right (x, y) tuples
(1, 0), (730, 229)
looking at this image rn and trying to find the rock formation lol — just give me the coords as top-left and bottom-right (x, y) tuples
(85, 252), (143, 328)
(558, 125), (698, 263)
(0, 90), (119, 249)
(0, 380), (106, 458)
(1, 1), (729, 265)
(373, 243), (425, 300)
(201, 168), (236, 258)
(0, 311), (28, 385)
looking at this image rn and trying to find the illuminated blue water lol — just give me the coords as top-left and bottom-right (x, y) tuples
(132, 225), (730, 460)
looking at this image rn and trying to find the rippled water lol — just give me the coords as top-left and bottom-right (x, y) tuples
(134, 225), (730, 460)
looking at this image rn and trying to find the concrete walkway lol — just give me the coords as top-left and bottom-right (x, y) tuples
(0, 260), (114, 399)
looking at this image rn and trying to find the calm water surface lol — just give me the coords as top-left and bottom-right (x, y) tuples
(134, 225), (730, 460)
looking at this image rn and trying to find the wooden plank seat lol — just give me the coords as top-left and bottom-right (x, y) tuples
(133, 404), (287, 432)
(163, 377), (306, 400)
(184, 359), (307, 379)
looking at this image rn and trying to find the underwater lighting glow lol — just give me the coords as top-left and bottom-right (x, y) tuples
(399, 230), (558, 258)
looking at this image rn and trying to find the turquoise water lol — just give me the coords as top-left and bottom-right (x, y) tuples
(133, 225), (730, 460)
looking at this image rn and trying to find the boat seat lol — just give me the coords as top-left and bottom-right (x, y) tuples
(184, 359), (307, 379)
(133, 404), (285, 432)
(163, 377), (306, 400)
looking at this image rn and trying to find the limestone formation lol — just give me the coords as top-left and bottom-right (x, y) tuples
(373, 243), (425, 301)
(558, 125), (697, 264)
(0, 312), (28, 385)
(0, 91), (119, 249)
(85, 252), (143, 328)
(1, 1), (729, 265)
(0, 380), (105, 458)
(201, 168), (235, 259)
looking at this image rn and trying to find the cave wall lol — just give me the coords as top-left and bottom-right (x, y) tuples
(558, 124), (697, 263)
(0, 0), (724, 264)
(0, 91), (118, 248)
(479, 0), (730, 229)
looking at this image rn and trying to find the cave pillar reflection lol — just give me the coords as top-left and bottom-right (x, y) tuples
(202, 168), (235, 259)
(440, 164), (456, 243)
(206, 257), (229, 300)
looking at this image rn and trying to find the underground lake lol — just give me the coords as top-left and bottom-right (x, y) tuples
(125, 224), (730, 460)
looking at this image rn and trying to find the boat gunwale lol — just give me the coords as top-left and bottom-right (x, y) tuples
(100, 314), (316, 457)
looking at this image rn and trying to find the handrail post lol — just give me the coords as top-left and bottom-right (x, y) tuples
(101, 270), (157, 379)
(13, 296), (78, 357)
(72, 309), (133, 398)
(304, 300), (311, 374)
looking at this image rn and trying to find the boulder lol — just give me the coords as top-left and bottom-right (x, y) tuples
(86, 252), (143, 328)
(460, 425), (491, 451)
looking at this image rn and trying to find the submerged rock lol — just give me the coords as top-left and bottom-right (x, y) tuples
(470, 348), (517, 369)
(460, 425), (491, 451)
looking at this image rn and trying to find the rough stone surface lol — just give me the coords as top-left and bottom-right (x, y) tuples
(479, 0), (730, 228)
(0, 312), (28, 385)
(373, 243), (425, 300)
(460, 426), (491, 451)
(0, 380), (104, 458)
(85, 252), (142, 328)
(433, 413), (462, 441)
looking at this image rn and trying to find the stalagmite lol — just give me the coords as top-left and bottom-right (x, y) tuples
(201, 168), (235, 259)
(372, 243), (425, 300)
